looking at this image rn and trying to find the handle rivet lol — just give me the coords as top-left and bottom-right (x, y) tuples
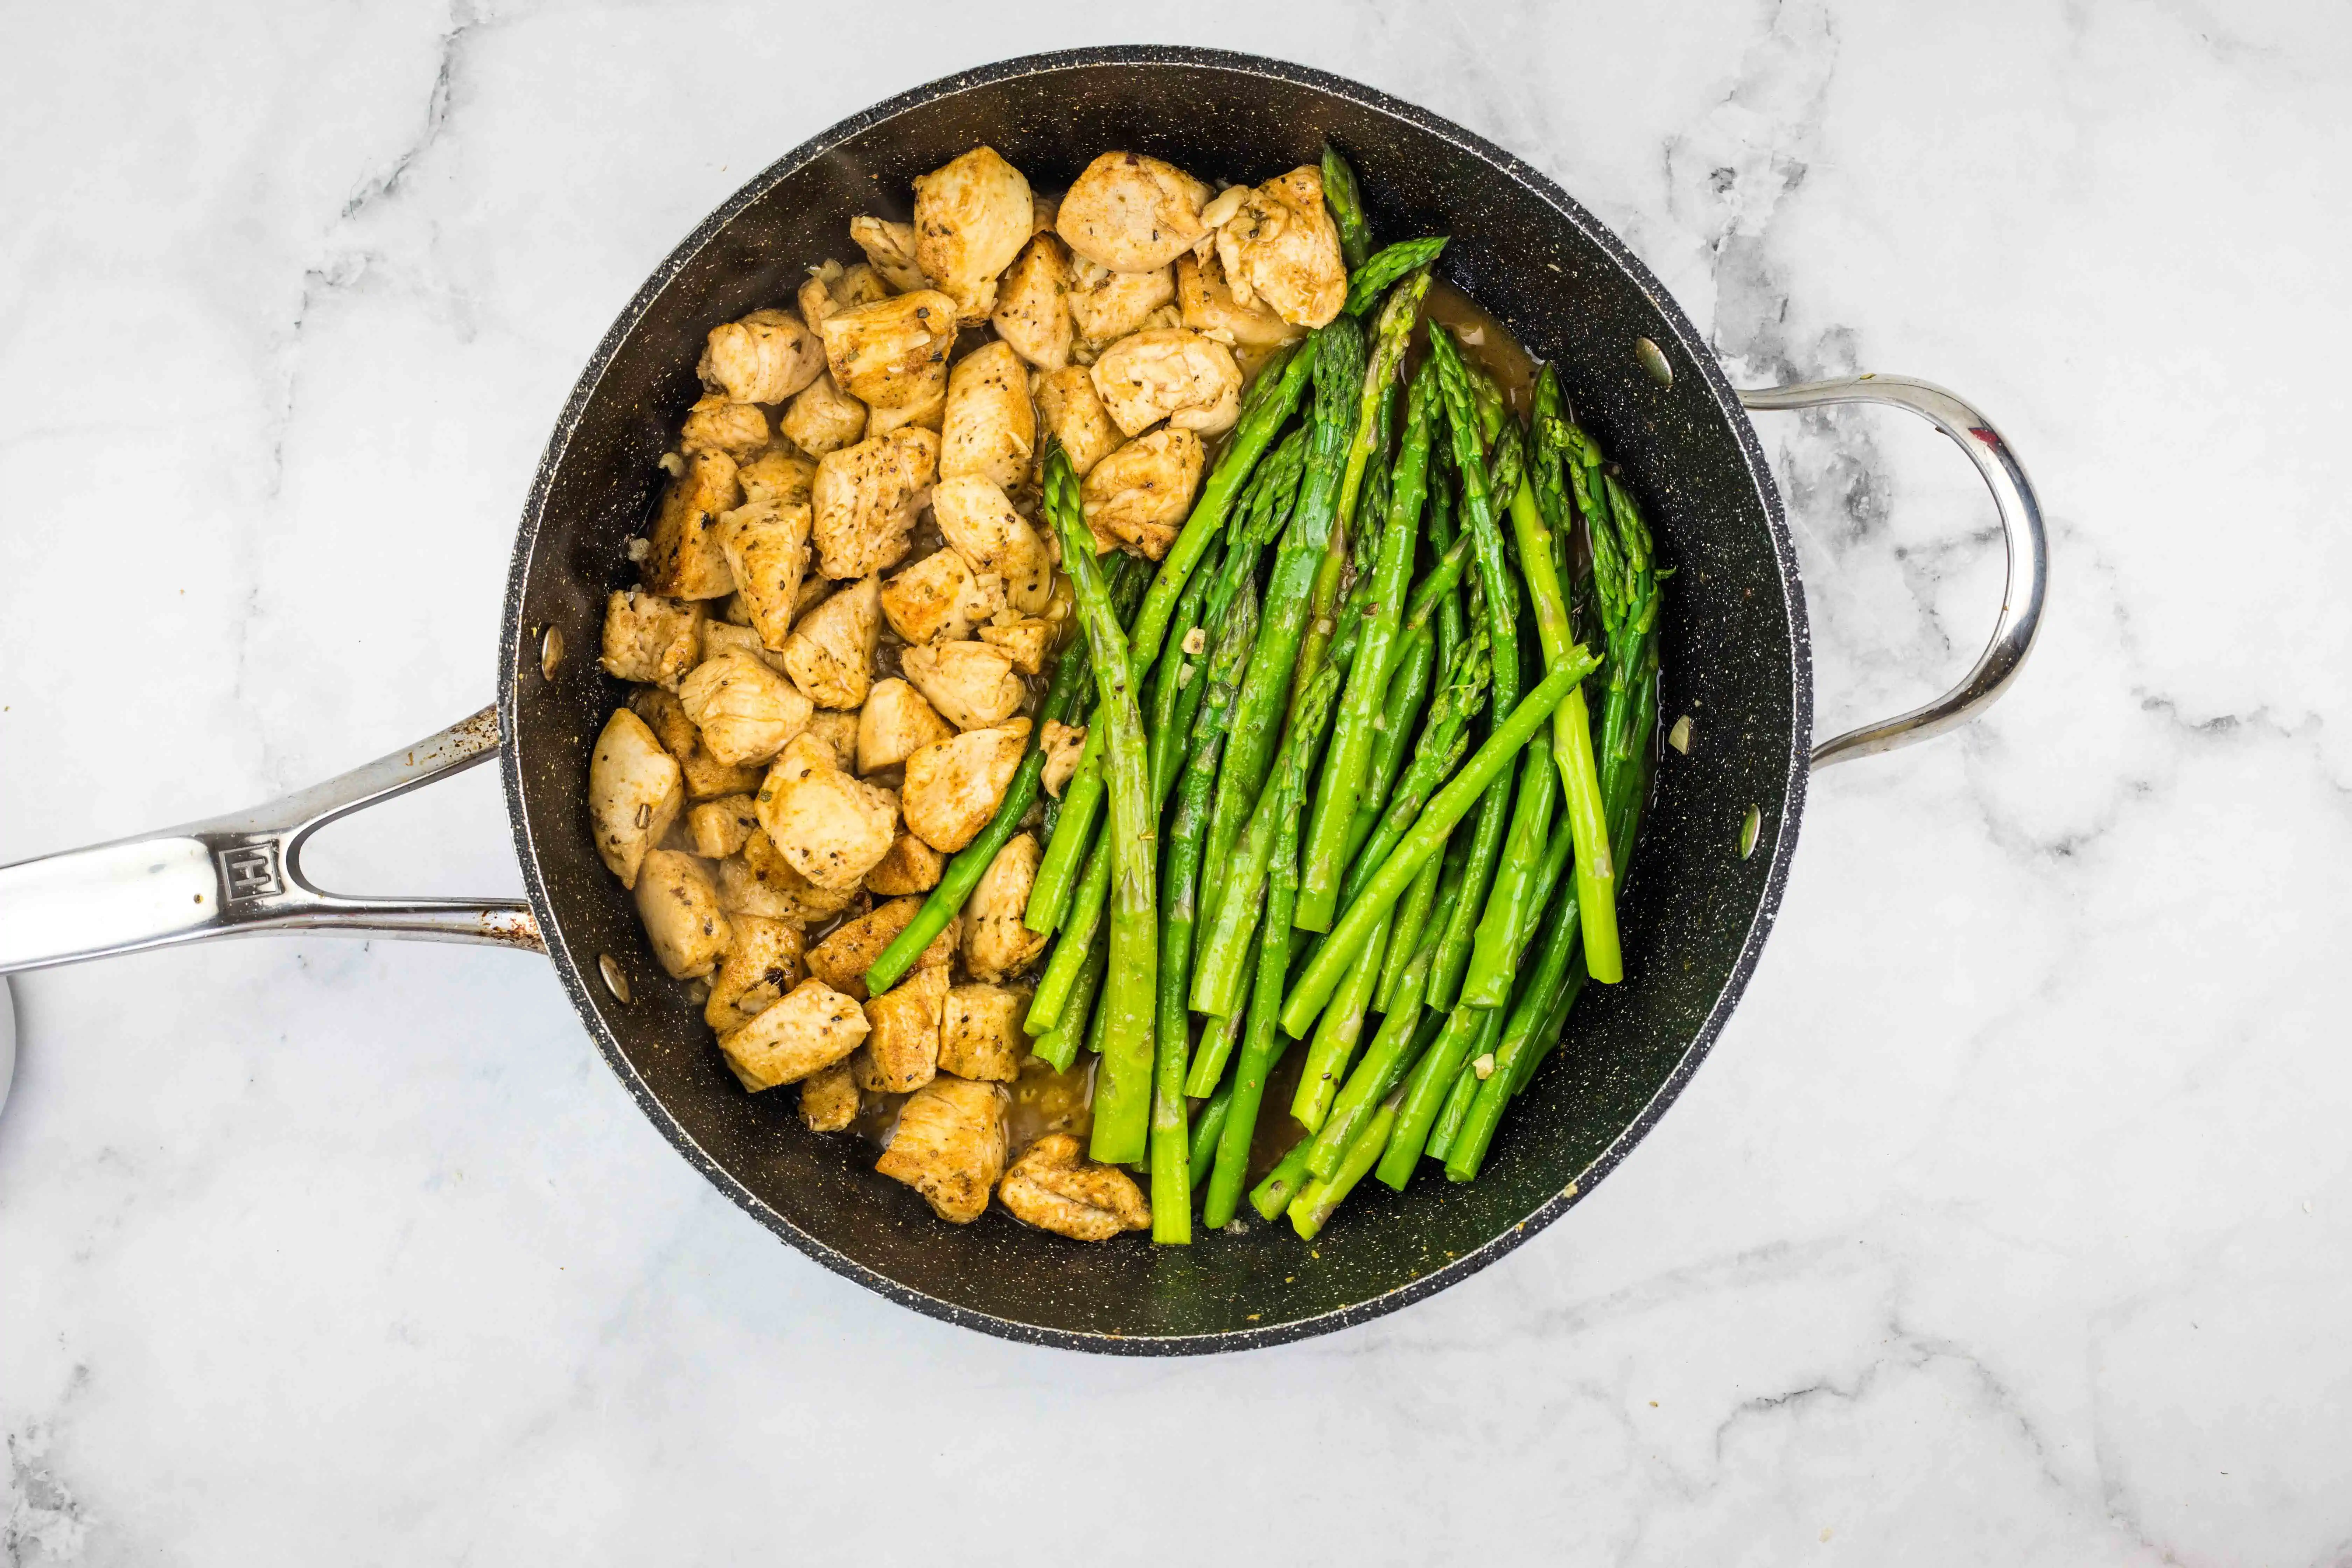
(540, 625), (566, 681)
(598, 952), (632, 1003)
(1635, 337), (1673, 388)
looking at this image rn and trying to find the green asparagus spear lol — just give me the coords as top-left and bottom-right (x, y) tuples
(1345, 236), (1447, 317)
(1306, 881), (1456, 1177)
(1029, 920), (1107, 1073)
(1023, 824), (1113, 1032)
(1458, 739), (1561, 1008)
(1250, 1135), (1317, 1224)
(1292, 907), (1387, 1130)
(1340, 625), (1437, 872)
(1188, 1075), (1234, 1191)
(1320, 140), (1371, 273)
(1288, 1096), (1398, 1240)
(1375, 1004), (1503, 1188)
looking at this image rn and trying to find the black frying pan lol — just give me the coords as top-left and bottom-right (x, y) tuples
(0, 47), (2044, 1353)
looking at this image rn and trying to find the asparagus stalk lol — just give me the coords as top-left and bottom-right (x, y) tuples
(1336, 630), (1487, 912)
(1022, 825), (1113, 1033)
(1306, 882), (1456, 1177)
(1183, 937), (1256, 1099)
(1422, 1053), (1484, 1163)
(1250, 1135), (1316, 1224)
(1042, 443), (1158, 1169)
(1374, 1004), (1503, 1188)
(1345, 236), (1447, 317)
(1457, 739), (1560, 1008)
(1340, 625), (1437, 870)
(1287, 1096), (1398, 1240)
(1320, 140), (1372, 273)
(1292, 908), (1387, 1130)
(1029, 920), (1107, 1073)
(1188, 1075), (1234, 1190)
(1144, 547), (1222, 809)
(1378, 830), (1459, 1011)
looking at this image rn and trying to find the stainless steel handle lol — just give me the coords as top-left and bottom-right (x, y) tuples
(0, 706), (543, 973)
(1740, 375), (2047, 769)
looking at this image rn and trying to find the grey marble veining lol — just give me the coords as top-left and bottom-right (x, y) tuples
(3, 1), (2348, 1561)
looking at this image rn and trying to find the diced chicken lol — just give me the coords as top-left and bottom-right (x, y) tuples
(990, 232), (1073, 371)
(857, 677), (957, 774)
(979, 615), (1054, 676)
(864, 368), (947, 436)
(685, 793), (762, 860)
(643, 450), (742, 599)
(1176, 248), (1303, 348)
(798, 259), (890, 333)
(998, 1132), (1150, 1240)
(866, 832), (946, 896)
(1212, 166), (1348, 329)
(789, 572), (830, 624)
(737, 448), (816, 508)
(1082, 428), (1205, 559)
(680, 393), (771, 462)
(849, 215), (930, 294)
(631, 849), (731, 979)
(630, 686), (762, 800)
(799, 1058), (861, 1131)
(1090, 327), (1242, 438)
(810, 428), (939, 580)
(700, 308), (826, 404)
(876, 1076), (1007, 1223)
(717, 829), (861, 924)
(699, 620), (789, 677)
(600, 589), (705, 685)
(912, 145), (1033, 323)
(704, 913), (807, 1032)
(778, 372), (867, 457)
(805, 708), (861, 769)
(716, 978), (869, 1092)
(1030, 191), (1060, 234)
(714, 497), (811, 653)
(962, 832), (1048, 981)
(898, 640), (1026, 732)
(1039, 719), (1086, 798)
(817, 289), (957, 413)
(677, 650), (813, 767)
(857, 963), (949, 1093)
(939, 983), (1024, 1082)
(938, 341), (1035, 491)
(880, 548), (1004, 647)
(901, 720), (1030, 853)
(929, 476), (1054, 614)
(805, 895), (956, 1000)
(1057, 152), (1210, 273)
(1031, 366), (1124, 479)
(754, 733), (899, 892)
(782, 574), (882, 709)
(1067, 256), (1178, 359)
(589, 707), (685, 889)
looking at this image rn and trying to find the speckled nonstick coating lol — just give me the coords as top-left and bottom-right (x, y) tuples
(498, 47), (1809, 1354)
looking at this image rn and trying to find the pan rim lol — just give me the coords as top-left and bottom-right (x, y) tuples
(497, 43), (1812, 1355)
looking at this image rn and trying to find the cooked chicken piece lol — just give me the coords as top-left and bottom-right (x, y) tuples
(630, 686), (763, 800)
(685, 793), (763, 860)
(990, 232), (1073, 371)
(643, 450), (742, 600)
(1039, 719), (1086, 799)
(880, 548), (1005, 647)
(1083, 428), (1205, 559)
(718, 828), (861, 924)
(704, 913), (807, 1032)
(737, 448), (816, 508)
(698, 619), (786, 676)
(700, 308), (826, 404)
(938, 341), (1035, 491)
(998, 1132), (1150, 1240)
(790, 572), (830, 623)
(818, 289), (957, 413)
(805, 708), (861, 769)
(866, 831), (946, 896)
(806, 895), (956, 1000)
(810, 428), (939, 581)
(631, 849), (731, 979)
(979, 615), (1054, 676)
(1090, 327), (1241, 438)
(1030, 366), (1124, 479)
(782, 574), (882, 709)
(589, 707), (686, 889)
(912, 145), (1033, 323)
(778, 371), (867, 457)
(600, 589), (705, 685)
(849, 215), (929, 294)
(876, 1075), (1007, 1223)
(939, 983), (1024, 1082)
(929, 476), (1054, 614)
(798, 259), (890, 333)
(1212, 166), (1348, 329)
(1057, 152), (1210, 273)
(864, 369), (947, 437)
(1176, 248), (1304, 349)
(901, 720), (1030, 852)
(963, 832), (1048, 981)
(857, 677), (957, 774)
(677, 650), (813, 767)
(754, 733), (899, 892)
(713, 497), (811, 653)
(717, 978), (869, 1092)
(799, 1058), (860, 1131)
(899, 640), (1026, 732)
(1067, 256), (1178, 359)
(680, 393), (771, 462)
(858, 963), (949, 1093)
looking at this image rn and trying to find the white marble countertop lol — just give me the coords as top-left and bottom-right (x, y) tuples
(5, 1), (2348, 1561)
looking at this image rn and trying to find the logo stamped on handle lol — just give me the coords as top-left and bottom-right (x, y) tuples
(218, 844), (283, 902)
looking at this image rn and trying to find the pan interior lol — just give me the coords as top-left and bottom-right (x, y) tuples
(502, 50), (1805, 1350)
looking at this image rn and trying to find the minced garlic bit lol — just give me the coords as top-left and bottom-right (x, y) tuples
(1471, 1052), (1497, 1080)
(1667, 714), (1694, 754)
(1182, 625), (1208, 657)
(657, 450), (685, 476)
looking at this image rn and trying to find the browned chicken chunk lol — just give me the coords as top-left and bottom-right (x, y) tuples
(818, 290), (958, 415)
(901, 721), (1030, 853)
(737, 448), (816, 508)
(704, 913), (807, 1032)
(939, 983), (1024, 1082)
(898, 640), (1026, 731)
(632, 850), (731, 979)
(962, 832), (1048, 981)
(717, 829), (861, 924)
(1177, 248), (1303, 349)
(938, 341), (1035, 491)
(715, 497), (812, 653)
(783, 574), (883, 709)
(857, 962), (949, 1093)
(998, 1132), (1150, 1240)
(700, 620), (788, 677)
(990, 232), (1074, 370)
(978, 615), (1054, 676)
(589, 707), (685, 890)
(880, 548), (1004, 646)
(1083, 428), (1205, 559)
(1089, 327), (1242, 438)
(1057, 152), (1210, 272)
(631, 686), (763, 800)
(1212, 166), (1348, 329)
(876, 1076), (1008, 1223)
(912, 145), (1034, 323)
(811, 428), (939, 581)
(754, 733), (899, 892)
(676, 650), (813, 767)
(681, 393), (771, 462)
(929, 477), (1054, 615)
(601, 589), (705, 685)
(798, 259), (890, 333)
(778, 372), (867, 457)
(700, 308), (826, 404)
(799, 1058), (860, 1132)
(643, 450), (742, 600)
(1031, 366), (1124, 479)
(685, 793), (763, 860)
(849, 215), (929, 294)
(805, 896), (956, 1001)
(1067, 257), (1178, 359)
(866, 832), (946, 896)
(857, 677), (957, 774)
(1039, 719), (1087, 799)
(717, 979), (869, 1092)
